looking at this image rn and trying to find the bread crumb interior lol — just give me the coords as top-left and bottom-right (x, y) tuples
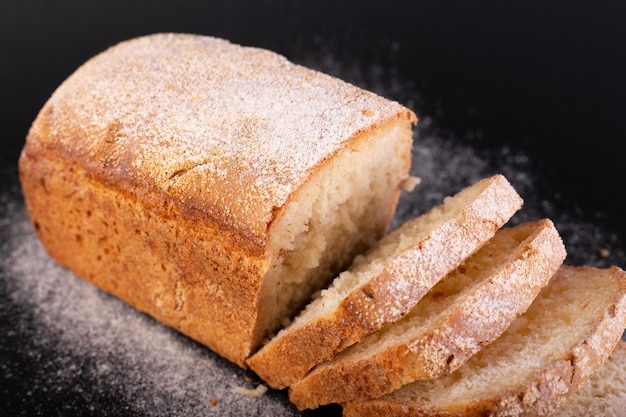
(253, 121), (413, 350)
(280, 171), (490, 335)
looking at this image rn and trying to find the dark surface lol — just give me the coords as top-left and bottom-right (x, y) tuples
(2, 0), (626, 234)
(1, 1), (625, 416)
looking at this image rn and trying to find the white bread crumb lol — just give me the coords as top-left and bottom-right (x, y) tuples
(401, 176), (421, 192)
(231, 384), (268, 398)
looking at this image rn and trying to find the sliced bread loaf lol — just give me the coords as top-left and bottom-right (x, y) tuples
(550, 340), (626, 416)
(289, 219), (566, 410)
(19, 33), (418, 367)
(342, 265), (626, 417)
(247, 174), (523, 389)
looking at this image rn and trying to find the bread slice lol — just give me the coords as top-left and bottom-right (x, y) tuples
(18, 33), (417, 367)
(550, 340), (626, 416)
(289, 219), (566, 410)
(342, 265), (626, 417)
(247, 174), (523, 388)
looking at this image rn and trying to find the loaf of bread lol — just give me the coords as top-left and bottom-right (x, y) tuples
(18, 33), (417, 367)
(342, 265), (626, 417)
(21, 32), (624, 415)
(289, 219), (567, 410)
(247, 174), (523, 388)
(551, 340), (626, 416)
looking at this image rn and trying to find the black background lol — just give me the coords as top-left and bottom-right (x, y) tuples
(1, 1), (626, 415)
(2, 0), (626, 236)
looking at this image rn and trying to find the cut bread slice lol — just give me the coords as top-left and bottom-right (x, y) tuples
(289, 219), (566, 410)
(247, 174), (523, 389)
(342, 265), (626, 417)
(551, 340), (626, 416)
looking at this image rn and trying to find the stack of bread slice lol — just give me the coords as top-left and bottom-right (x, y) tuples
(247, 174), (626, 416)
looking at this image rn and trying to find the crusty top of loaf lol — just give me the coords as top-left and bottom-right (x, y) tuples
(26, 33), (416, 253)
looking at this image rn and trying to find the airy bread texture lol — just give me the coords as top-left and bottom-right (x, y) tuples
(289, 219), (567, 410)
(343, 265), (626, 417)
(247, 175), (523, 388)
(551, 340), (626, 416)
(18, 33), (416, 367)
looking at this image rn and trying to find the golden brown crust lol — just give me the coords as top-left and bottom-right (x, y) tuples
(344, 360), (577, 417)
(247, 175), (523, 388)
(19, 33), (416, 367)
(18, 151), (265, 364)
(289, 219), (567, 409)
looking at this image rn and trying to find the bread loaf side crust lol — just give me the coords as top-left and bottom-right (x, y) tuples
(19, 33), (416, 366)
(248, 175), (523, 388)
(289, 219), (567, 409)
(19, 152), (266, 363)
